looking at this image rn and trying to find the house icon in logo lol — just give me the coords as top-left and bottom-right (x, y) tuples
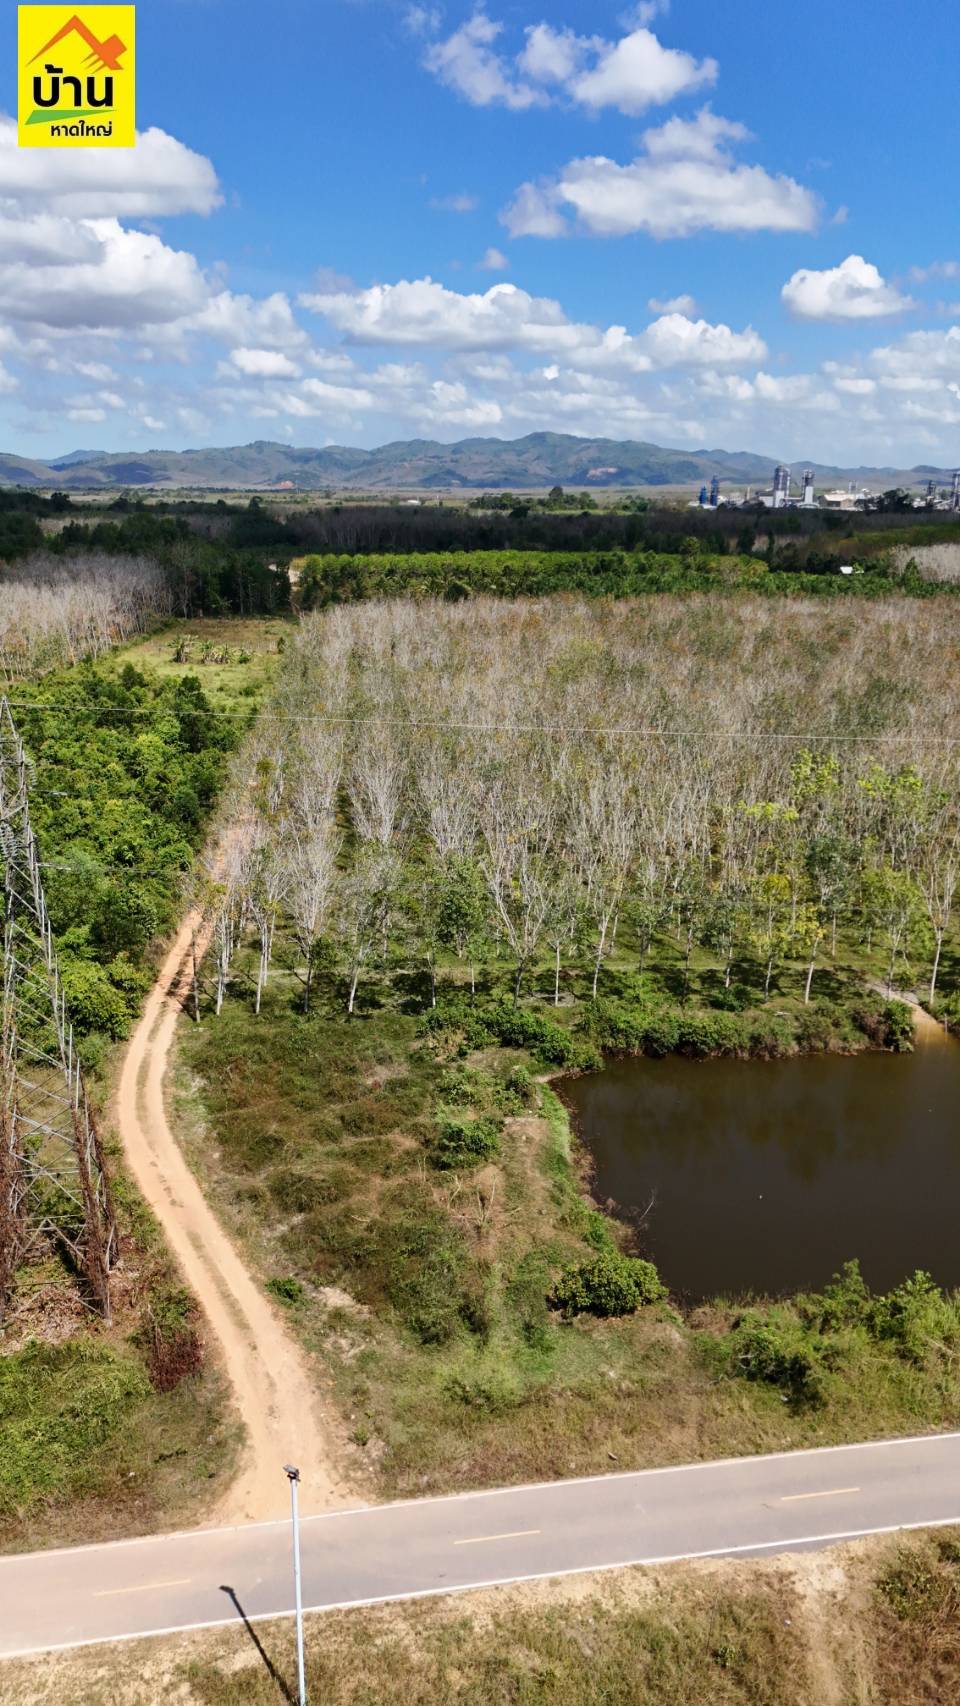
(29, 14), (128, 74)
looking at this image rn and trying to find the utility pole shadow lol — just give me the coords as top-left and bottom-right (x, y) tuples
(220, 1585), (297, 1702)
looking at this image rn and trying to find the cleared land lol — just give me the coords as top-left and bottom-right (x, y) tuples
(114, 909), (350, 1523)
(109, 617), (291, 710)
(172, 594), (960, 1500)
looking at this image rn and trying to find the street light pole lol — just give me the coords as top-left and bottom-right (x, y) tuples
(284, 1465), (307, 1706)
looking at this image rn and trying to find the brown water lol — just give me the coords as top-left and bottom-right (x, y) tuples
(561, 1024), (960, 1301)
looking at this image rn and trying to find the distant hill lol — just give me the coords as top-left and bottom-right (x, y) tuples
(0, 433), (941, 492)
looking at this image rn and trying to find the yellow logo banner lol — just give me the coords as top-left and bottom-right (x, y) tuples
(18, 6), (136, 148)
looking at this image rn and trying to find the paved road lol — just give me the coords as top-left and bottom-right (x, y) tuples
(3, 1432), (960, 1660)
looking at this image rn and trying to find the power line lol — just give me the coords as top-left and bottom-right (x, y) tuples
(4, 699), (960, 743)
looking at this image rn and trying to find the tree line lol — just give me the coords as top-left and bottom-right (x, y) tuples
(203, 597), (959, 1029)
(0, 555), (168, 681)
(0, 508), (290, 617)
(292, 547), (946, 609)
(13, 667), (240, 1050)
(6, 487), (960, 571)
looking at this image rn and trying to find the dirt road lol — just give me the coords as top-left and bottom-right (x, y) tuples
(114, 911), (351, 1522)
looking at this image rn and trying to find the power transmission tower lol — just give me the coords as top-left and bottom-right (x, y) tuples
(0, 696), (117, 1321)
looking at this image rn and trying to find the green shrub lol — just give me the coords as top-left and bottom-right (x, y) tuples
(746, 1017), (795, 1058)
(503, 1062), (537, 1109)
(712, 982), (755, 1012)
(230, 1127), (285, 1170)
(727, 1313), (827, 1406)
(59, 958), (132, 1040)
(587, 998), (755, 1059)
(430, 1111), (502, 1169)
(584, 998), (678, 1055)
(421, 997), (598, 1069)
(813, 1259), (871, 1331)
(882, 1000), (916, 1052)
(795, 1008), (836, 1051)
(867, 1269), (960, 1364)
(0, 1340), (151, 1515)
(266, 1276), (305, 1306)
(436, 1064), (494, 1106)
(853, 1000), (915, 1052)
(553, 1250), (666, 1318)
(677, 1011), (744, 1055)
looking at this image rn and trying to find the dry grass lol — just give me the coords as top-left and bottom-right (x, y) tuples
(7, 1532), (960, 1705)
(892, 542), (960, 583)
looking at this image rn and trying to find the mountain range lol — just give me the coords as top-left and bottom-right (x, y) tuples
(0, 433), (946, 493)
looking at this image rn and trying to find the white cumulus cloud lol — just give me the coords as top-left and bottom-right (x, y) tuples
(227, 347), (302, 378)
(782, 255), (915, 321)
(418, 379), (504, 426)
(567, 26), (715, 116)
(648, 293), (697, 315)
(188, 291), (309, 350)
(642, 313), (767, 368)
(424, 13), (546, 110)
(870, 326), (960, 379)
(300, 277), (585, 353)
(502, 108), (818, 240)
(0, 117), (220, 217)
(0, 219), (208, 330)
(299, 275), (765, 382)
(424, 13), (714, 117)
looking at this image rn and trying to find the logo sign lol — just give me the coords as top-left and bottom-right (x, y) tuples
(18, 7), (135, 148)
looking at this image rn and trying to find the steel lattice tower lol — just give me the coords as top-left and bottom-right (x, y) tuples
(0, 696), (117, 1320)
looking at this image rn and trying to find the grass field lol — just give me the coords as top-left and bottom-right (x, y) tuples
(8, 1529), (960, 1704)
(109, 617), (293, 710)
(174, 909), (960, 1504)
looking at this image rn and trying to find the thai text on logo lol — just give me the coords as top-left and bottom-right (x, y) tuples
(18, 7), (136, 148)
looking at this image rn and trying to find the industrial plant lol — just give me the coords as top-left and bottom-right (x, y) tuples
(693, 465), (960, 513)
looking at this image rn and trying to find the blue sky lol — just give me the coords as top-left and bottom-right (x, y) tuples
(3, 0), (960, 463)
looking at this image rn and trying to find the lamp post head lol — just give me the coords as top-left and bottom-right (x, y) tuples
(284, 1464), (301, 1483)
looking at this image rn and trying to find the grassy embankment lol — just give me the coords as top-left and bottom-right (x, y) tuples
(8, 1529), (960, 1704)
(0, 618), (288, 1551)
(174, 903), (960, 1506)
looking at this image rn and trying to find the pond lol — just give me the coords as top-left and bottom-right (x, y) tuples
(560, 1020), (960, 1301)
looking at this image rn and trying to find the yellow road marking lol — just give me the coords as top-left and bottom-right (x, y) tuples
(780, 1488), (860, 1503)
(93, 1579), (192, 1598)
(454, 1530), (541, 1547)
